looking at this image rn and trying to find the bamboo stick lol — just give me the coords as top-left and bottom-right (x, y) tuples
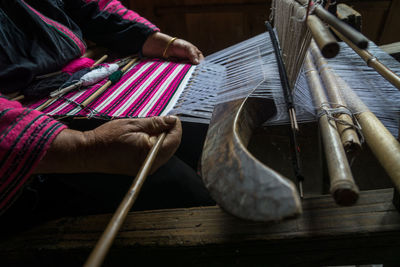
(309, 40), (362, 155)
(84, 132), (166, 267)
(332, 28), (400, 91)
(307, 15), (339, 58)
(11, 95), (24, 102)
(304, 53), (359, 206)
(36, 55), (109, 111)
(336, 76), (400, 192)
(81, 57), (138, 108)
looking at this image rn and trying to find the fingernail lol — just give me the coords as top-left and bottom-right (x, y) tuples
(165, 115), (177, 124)
(149, 136), (157, 145)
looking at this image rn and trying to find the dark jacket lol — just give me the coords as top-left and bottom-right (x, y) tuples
(0, 0), (158, 93)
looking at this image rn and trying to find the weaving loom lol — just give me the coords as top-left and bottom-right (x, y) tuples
(28, 30), (400, 221)
(4, 0), (400, 265)
(28, 35), (400, 133)
(30, 23), (400, 196)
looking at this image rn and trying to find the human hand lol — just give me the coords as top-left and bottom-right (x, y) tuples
(84, 116), (182, 175)
(142, 32), (204, 64)
(35, 116), (182, 176)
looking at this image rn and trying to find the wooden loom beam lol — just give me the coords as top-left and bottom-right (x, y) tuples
(0, 189), (399, 266)
(309, 40), (362, 155)
(304, 53), (359, 205)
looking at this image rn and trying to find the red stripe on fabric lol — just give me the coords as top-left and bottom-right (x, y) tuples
(132, 63), (179, 116)
(102, 61), (163, 116)
(59, 81), (106, 115)
(0, 122), (65, 210)
(147, 64), (191, 116)
(26, 60), (191, 119)
(27, 98), (48, 110)
(146, 65), (190, 116)
(87, 60), (150, 113)
(0, 105), (66, 210)
(21, 0), (86, 55)
(119, 61), (169, 117)
(0, 116), (46, 188)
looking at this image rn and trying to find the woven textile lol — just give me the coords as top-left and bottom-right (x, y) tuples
(28, 59), (195, 118)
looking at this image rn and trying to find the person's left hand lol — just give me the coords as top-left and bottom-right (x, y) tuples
(142, 32), (204, 65)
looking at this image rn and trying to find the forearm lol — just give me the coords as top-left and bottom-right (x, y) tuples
(34, 129), (91, 174)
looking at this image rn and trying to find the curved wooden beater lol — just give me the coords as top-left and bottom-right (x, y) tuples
(201, 96), (302, 222)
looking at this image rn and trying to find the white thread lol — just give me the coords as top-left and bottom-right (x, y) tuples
(50, 64), (119, 98)
(81, 64), (119, 86)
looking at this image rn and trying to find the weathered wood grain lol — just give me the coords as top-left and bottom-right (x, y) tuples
(0, 189), (399, 266)
(201, 97), (302, 221)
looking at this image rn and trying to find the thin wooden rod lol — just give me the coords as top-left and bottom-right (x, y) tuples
(304, 53), (359, 205)
(81, 57), (138, 108)
(36, 55), (109, 111)
(307, 15), (339, 58)
(84, 132), (166, 267)
(332, 28), (400, 91)
(93, 55), (109, 67)
(265, 21), (304, 196)
(309, 40), (361, 155)
(11, 95), (24, 102)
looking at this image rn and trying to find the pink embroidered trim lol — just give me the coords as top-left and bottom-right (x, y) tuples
(22, 0), (86, 55)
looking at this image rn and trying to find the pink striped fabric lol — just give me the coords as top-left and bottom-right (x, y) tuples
(84, 0), (159, 30)
(28, 59), (194, 119)
(0, 96), (66, 214)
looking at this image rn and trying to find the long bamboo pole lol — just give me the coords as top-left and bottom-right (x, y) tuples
(309, 40), (361, 155)
(84, 132), (166, 267)
(307, 15), (339, 58)
(335, 76), (400, 192)
(332, 28), (400, 91)
(304, 53), (359, 206)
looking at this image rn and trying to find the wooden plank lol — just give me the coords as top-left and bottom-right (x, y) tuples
(394, 189), (400, 212)
(337, 3), (362, 31)
(1, 189), (399, 266)
(380, 42), (400, 62)
(380, 42), (400, 55)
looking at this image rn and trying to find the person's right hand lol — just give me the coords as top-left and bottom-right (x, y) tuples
(35, 116), (182, 176)
(83, 116), (182, 175)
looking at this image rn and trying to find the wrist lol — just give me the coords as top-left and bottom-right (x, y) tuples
(162, 37), (178, 59)
(142, 32), (172, 58)
(34, 129), (90, 174)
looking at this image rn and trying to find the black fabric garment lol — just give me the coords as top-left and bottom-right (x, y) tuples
(63, 0), (156, 55)
(0, 0), (157, 94)
(0, 0), (82, 93)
